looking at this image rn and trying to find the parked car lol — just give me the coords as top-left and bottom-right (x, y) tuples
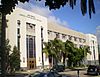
(28, 70), (62, 77)
(87, 65), (100, 75)
(53, 63), (65, 72)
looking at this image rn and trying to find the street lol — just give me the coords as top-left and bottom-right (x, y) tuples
(60, 69), (99, 77)
(11, 69), (100, 77)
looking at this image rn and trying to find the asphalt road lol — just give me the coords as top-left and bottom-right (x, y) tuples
(60, 70), (99, 77)
(7, 70), (99, 77)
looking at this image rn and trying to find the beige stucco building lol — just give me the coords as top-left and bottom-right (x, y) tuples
(5, 8), (99, 70)
(48, 21), (99, 65)
(86, 34), (99, 65)
(48, 21), (86, 47)
(6, 8), (49, 70)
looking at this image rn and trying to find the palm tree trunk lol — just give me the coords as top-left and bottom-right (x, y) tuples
(0, 13), (6, 77)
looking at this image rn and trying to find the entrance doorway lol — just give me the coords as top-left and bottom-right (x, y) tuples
(27, 58), (36, 69)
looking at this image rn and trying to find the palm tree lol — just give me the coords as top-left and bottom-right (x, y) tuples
(64, 40), (75, 67)
(63, 40), (91, 67)
(43, 40), (54, 67)
(79, 46), (91, 65)
(43, 38), (64, 67)
(52, 38), (64, 64)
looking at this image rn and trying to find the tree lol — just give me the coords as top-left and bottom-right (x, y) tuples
(64, 40), (75, 67)
(44, 39), (91, 68)
(79, 46), (91, 65)
(61, 40), (74, 68)
(64, 40), (91, 67)
(43, 38), (64, 67)
(9, 46), (20, 74)
(69, 46), (91, 67)
(43, 40), (54, 67)
(1, 40), (20, 74)
(51, 38), (64, 66)
(5, 39), (11, 74)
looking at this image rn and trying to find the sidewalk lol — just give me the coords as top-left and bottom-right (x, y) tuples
(16, 67), (87, 74)
(16, 68), (48, 75)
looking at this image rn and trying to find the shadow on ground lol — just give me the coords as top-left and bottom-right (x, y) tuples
(6, 73), (28, 77)
(61, 74), (78, 77)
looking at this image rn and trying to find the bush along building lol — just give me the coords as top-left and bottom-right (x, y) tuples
(5, 8), (99, 70)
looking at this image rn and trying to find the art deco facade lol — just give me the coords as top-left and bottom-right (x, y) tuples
(5, 8), (99, 69)
(6, 8), (49, 70)
(86, 34), (99, 65)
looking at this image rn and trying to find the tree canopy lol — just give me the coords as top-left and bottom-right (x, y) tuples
(45, 0), (95, 18)
(43, 38), (91, 68)
(43, 38), (64, 66)
(0, 0), (96, 18)
(0, 0), (29, 14)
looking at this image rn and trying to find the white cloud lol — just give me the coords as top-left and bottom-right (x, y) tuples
(48, 16), (69, 27)
(17, 2), (34, 11)
(17, 0), (45, 11)
(17, 0), (69, 27)
(31, 6), (52, 17)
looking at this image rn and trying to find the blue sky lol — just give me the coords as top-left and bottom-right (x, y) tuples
(18, 0), (100, 34)
(52, 0), (100, 34)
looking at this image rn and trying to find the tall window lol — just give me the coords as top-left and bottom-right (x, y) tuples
(26, 35), (36, 58)
(33, 37), (36, 58)
(41, 27), (43, 38)
(26, 37), (29, 58)
(29, 38), (33, 58)
(17, 20), (21, 50)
